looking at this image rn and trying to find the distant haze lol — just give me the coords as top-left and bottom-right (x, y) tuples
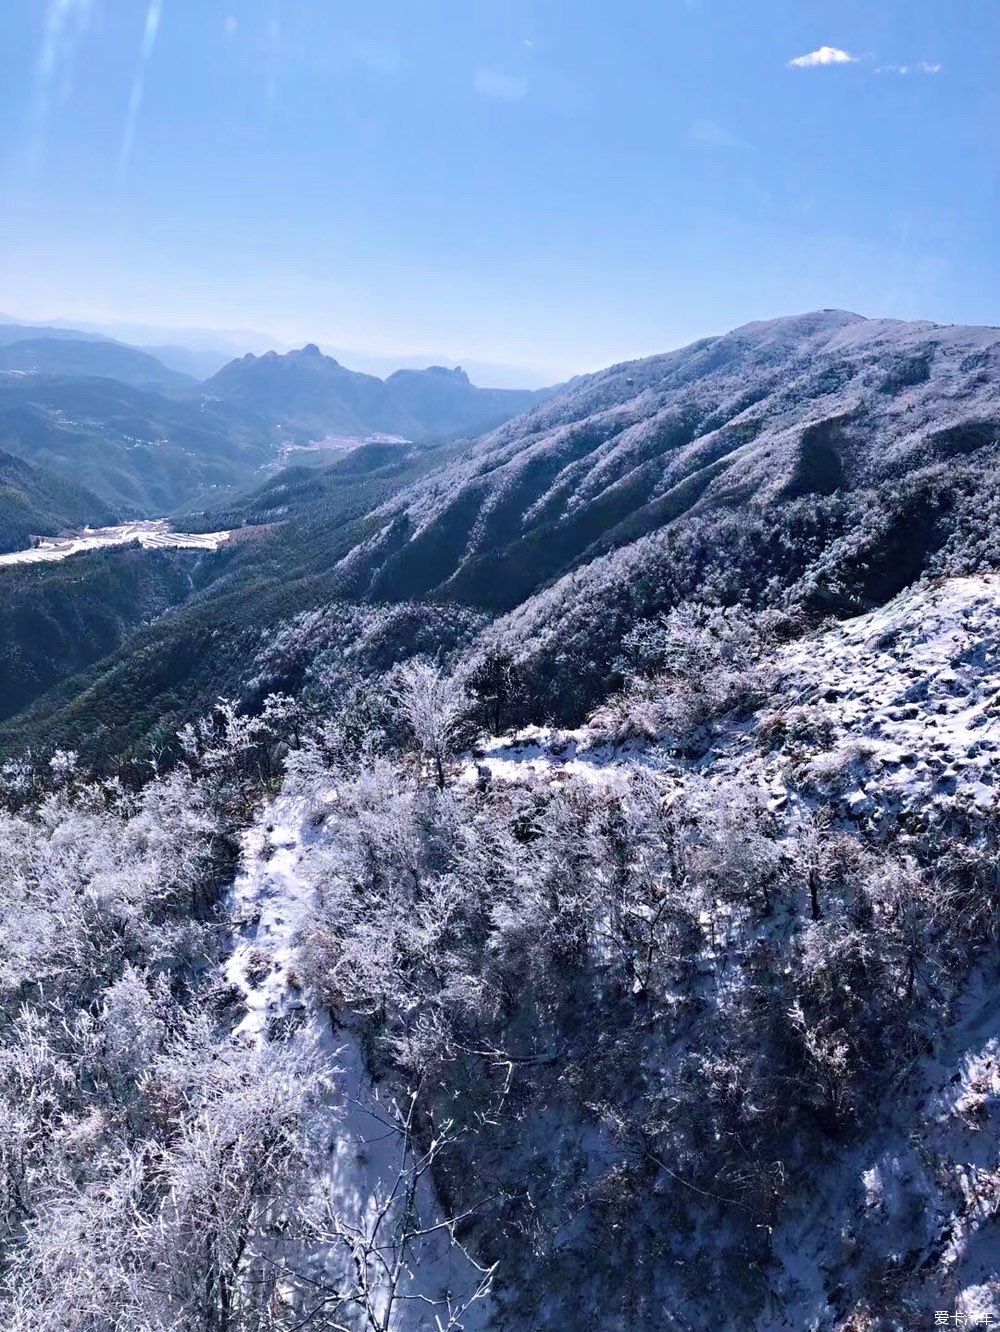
(0, 313), (554, 389)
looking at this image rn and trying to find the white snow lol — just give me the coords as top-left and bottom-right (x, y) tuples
(0, 520), (230, 567)
(223, 789), (493, 1330)
(459, 722), (669, 790)
(218, 574), (1000, 1328)
(223, 796), (320, 1042)
(458, 578), (1000, 831)
(770, 574), (1000, 818)
(761, 975), (1000, 1329)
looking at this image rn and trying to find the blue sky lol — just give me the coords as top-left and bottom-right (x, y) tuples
(0, 1), (996, 384)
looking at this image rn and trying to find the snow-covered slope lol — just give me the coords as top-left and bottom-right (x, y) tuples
(763, 971), (998, 1328)
(464, 575), (1000, 830)
(768, 574), (1000, 821)
(452, 577), (1000, 1326)
(223, 790), (493, 1331)
(220, 575), (999, 1329)
(335, 310), (1000, 625)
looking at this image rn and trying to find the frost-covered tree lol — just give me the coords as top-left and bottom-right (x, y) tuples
(392, 660), (469, 788)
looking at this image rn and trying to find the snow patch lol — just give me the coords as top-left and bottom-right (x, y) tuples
(0, 520), (230, 567)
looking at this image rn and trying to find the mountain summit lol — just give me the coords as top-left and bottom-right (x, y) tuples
(338, 309), (1000, 610)
(203, 345), (549, 441)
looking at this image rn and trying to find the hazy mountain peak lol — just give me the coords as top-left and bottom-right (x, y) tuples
(427, 364), (469, 382)
(386, 364), (471, 385)
(203, 344), (548, 441)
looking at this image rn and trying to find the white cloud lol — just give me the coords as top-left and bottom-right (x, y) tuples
(787, 45), (859, 69)
(875, 61), (942, 76)
(473, 68), (528, 103)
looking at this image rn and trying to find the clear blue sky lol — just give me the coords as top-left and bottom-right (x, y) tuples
(0, 1), (996, 384)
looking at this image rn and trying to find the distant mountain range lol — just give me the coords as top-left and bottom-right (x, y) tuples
(6, 308), (1000, 760)
(0, 320), (108, 346)
(0, 316), (258, 380)
(0, 323), (550, 519)
(201, 344), (551, 442)
(0, 373), (274, 516)
(0, 336), (193, 390)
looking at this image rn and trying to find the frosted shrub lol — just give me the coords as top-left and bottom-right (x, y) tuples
(391, 658), (471, 787)
(596, 602), (778, 750)
(801, 739), (877, 797)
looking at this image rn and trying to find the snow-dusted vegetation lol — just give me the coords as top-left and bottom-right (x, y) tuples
(0, 313), (997, 1329)
(0, 0), (995, 1296)
(0, 569), (995, 1329)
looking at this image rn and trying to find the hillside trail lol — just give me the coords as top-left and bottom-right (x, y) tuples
(223, 790), (493, 1332)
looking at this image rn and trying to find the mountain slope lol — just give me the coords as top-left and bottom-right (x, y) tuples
(0, 374), (274, 514)
(178, 438), (462, 533)
(170, 571), (996, 1332)
(324, 310), (1000, 719)
(3, 310), (999, 759)
(338, 310), (999, 608)
(0, 440), (464, 756)
(203, 344), (548, 442)
(0, 337), (192, 390)
(0, 448), (116, 553)
(0, 545), (203, 721)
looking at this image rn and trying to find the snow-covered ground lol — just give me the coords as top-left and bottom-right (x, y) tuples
(460, 724), (649, 788)
(222, 575), (1000, 1329)
(224, 796), (317, 1044)
(761, 971), (999, 1329)
(768, 575), (1000, 820)
(462, 577), (1000, 829)
(453, 577), (1000, 1327)
(224, 791), (493, 1331)
(0, 520), (230, 567)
